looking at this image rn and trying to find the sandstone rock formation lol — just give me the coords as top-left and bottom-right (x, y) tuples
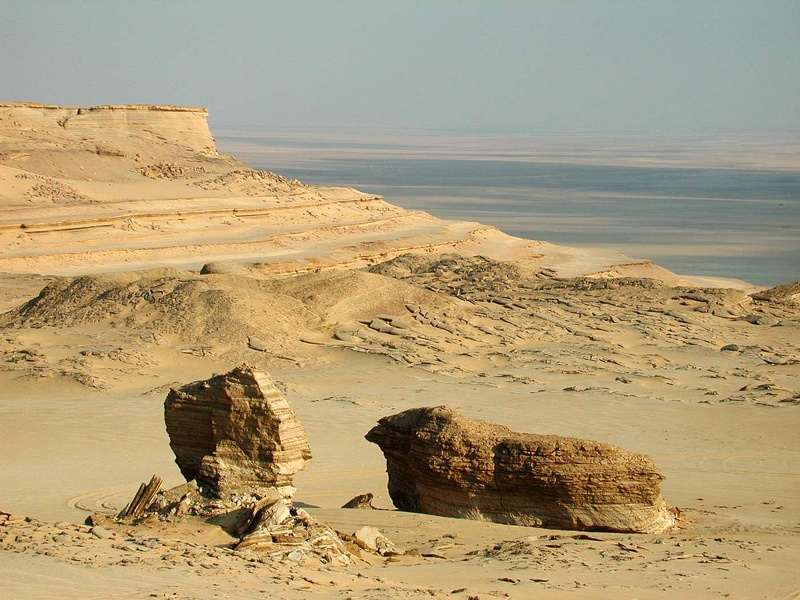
(164, 365), (311, 500)
(0, 102), (224, 180)
(366, 406), (676, 533)
(1, 102), (650, 280)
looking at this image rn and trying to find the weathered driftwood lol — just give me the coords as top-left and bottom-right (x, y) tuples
(118, 475), (162, 519)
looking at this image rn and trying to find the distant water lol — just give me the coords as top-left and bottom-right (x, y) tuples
(217, 131), (800, 286)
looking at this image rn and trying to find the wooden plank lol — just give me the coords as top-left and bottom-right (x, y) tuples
(119, 475), (162, 518)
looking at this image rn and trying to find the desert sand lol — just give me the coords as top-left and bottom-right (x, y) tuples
(0, 103), (798, 599)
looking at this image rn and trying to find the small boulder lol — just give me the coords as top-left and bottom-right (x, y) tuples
(353, 526), (405, 556)
(342, 493), (375, 509)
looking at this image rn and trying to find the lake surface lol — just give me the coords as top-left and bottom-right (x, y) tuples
(217, 130), (800, 286)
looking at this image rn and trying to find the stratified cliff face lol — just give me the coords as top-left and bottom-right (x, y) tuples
(0, 101), (679, 280)
(164, 365), (312, 500)
(366, 406), (676, 534)
(0, 102), (237, 179)
(0, 101), (550, 277)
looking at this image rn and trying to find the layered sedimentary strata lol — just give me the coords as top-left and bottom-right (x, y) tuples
(0, 102), (647, 279)
(0, 102), (221, 178)
(164, 365), (311, 499)
(366, 406), (676, 533)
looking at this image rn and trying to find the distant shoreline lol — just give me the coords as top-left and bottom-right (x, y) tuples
(217, 130), (800, 287)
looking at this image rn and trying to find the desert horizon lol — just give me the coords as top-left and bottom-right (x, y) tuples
(214, 127), (800, 288)
(0, 100), (798, 599)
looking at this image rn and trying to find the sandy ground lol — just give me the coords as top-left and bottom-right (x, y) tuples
(2, 351), (798, 599)
(1, 103), (798, 599)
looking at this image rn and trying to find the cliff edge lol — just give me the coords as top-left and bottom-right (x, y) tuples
(0, 102), (705, 284)
(0, 102), (239, 180)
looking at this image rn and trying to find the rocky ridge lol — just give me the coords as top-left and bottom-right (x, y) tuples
(1, 255), (797, 406)
(0, 102), (700, 280)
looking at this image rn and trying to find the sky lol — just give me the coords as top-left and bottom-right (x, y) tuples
(2, 1), (799, 133)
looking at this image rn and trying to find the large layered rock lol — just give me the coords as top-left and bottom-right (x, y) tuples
(164, 365), (311, 500)
(366, 406), (676, 533)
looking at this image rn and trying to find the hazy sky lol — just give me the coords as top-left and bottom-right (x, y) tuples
(2, 1), (798, 133)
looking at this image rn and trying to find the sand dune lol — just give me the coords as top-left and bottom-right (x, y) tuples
(1, 103), (798, 599)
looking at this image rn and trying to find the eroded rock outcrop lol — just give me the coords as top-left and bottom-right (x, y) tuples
(366, 406), (676, 533)
(164, 365), (311, 500)
(0, 103), (221, 179)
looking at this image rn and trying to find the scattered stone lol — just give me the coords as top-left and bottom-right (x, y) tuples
(353, 526), (405, 556)
(247, 336), (269, 351)
(741, 314), (776, 326)
(23, 180), (87, 203)
(85, 514), (109, 527)
(369, 318), (394, 334)
(239, 498), (292, 537)
(286, 548), (306, 562)
(334, 330), (359, 342)
(90, 526), (114, 539)
(759, 353), (799, 366)
(342, 493), (376, 509)
(136, 162), (207, 180)
(199, 169), (306, 194)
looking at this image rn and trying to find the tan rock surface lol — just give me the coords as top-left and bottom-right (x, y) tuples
(0, 102), (708, 283)
(366, 406), (676, 533)
(164, 365), (311, 499)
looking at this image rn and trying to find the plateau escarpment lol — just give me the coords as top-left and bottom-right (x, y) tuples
(0, 102), (552, 278)
(0, 102), (683, 281)
(0, 103), (223, 179)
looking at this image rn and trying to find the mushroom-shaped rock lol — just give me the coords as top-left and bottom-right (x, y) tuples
(365, 406), (675, 533)
(164, 365), (311, 500)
